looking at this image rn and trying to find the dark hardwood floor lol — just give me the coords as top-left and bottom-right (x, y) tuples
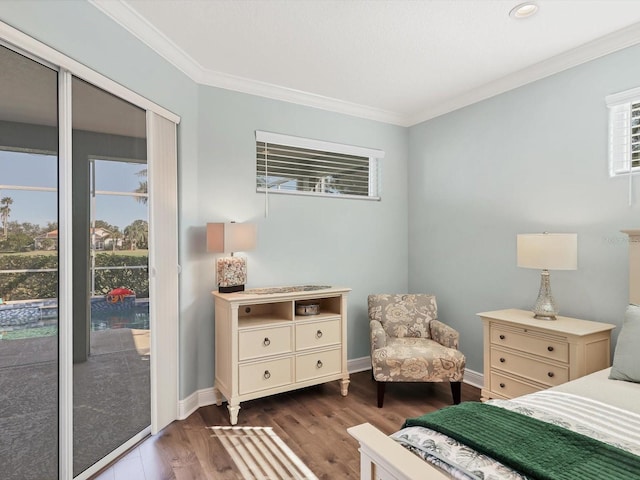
(91, 371), (481, 479)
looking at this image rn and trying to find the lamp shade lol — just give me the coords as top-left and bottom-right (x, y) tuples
(517, 233), (577, 270)
(206, 222), (257, 254)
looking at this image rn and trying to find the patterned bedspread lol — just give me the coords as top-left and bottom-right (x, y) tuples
(391, 390), (640, 480)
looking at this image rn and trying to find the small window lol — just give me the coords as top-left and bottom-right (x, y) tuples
(607, 87), (640, 176)
(256, 131), (384, 200)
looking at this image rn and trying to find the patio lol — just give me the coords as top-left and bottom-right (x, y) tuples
(0, 326), (150, 479)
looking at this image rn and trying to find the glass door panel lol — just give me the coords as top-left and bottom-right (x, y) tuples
(0, 45), (59, 480)
(71, 77), (149, 476)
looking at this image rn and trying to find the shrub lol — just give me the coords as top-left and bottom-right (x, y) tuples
(0, 253), (149, 301)
(94, 253), (149, 298)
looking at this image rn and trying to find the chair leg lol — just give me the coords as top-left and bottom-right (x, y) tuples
(451, 381), (461, 405)
(377, 382), (385, 408)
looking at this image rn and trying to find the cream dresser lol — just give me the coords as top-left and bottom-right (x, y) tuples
(479, 309), (615, 401)
(212, 286), (350, 425)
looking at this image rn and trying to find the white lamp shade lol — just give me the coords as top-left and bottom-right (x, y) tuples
(225, 223), (257, 252)
(517, 233), (577, 270)
(206, 222), (257, 254)
(206, 223), (224, 252)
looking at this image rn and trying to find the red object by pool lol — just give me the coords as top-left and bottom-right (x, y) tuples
(108, 287), (135, 296)
(106, 287), (135, 303)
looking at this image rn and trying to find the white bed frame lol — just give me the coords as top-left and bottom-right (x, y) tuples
(347, 423), (450, 480)
(347, 229), (640, 480)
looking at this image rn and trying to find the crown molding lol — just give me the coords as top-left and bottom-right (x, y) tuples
(89, 0), (407, 125)
(408, 21), (640, 126)
(198, 69), (408, 125)
(89, 0), (205, 82)
(91, 1), (640, 128)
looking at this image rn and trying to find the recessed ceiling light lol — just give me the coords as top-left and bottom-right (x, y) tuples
(509, 2), (539, 19)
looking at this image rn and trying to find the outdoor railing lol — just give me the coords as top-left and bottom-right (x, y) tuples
(0, 262), (149, 301)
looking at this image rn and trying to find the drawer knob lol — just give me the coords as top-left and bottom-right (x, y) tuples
(316, 360), (323, 369)
(548, 372), (555, 378)
(547, 346), (554, 352)
(263, 370), (271, 379)
(499, 334), (505, 340)
(499, 357), (505, 363)
(263, 337), (271, 347)
(316, 330), (323, 339)
(499, 383), (505, 388)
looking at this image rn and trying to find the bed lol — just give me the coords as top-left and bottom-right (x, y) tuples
(348, 229), (640, 480)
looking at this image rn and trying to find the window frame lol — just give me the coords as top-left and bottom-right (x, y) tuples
(606, 87), (640, 177)
(255, 130), (384, 201)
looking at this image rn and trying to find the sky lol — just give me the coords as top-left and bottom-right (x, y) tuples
(0, 151), (148, 231)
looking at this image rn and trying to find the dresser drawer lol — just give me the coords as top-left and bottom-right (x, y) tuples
(295, 348), (341, 382)
(296, 319), (341, 351)
(490, 372), (540, 398)
(239, 325), (292, 361)
(491, 325), (568, 362)
(239, 357), (293, 394)
(490, 348), (568, 387)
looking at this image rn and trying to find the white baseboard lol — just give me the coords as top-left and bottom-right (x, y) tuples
(177, 356), (484, 419)
(347, 355), (372, 373)
(462, 368), (483, 389)
(178, 388), (214, 420)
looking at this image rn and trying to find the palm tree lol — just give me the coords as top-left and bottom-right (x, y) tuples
(124, 220), (148, 250)
(108, 227), (123, 252)
(133, 168), (148, 205)
(1, 197), (13, 238)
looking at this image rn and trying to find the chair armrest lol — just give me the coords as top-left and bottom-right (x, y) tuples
(430, 319), (459, 349)
(370, 320), (386, 350)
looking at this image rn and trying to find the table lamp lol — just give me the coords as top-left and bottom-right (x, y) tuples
(207, 222), (257, 293)
(517, 232), (577, 320)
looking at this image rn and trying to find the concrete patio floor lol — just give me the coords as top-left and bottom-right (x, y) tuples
(0, 328), (150, 480)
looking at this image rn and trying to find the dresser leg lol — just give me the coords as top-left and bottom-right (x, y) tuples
(340, 377), (350, 396)
(213, 386), (223, 407)
(227, 402), (241, 425)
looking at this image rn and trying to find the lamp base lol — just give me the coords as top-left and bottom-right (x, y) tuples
(219, 284), (245, 293)
(217, 256), (247, 294)
(531, 270), (558, 320)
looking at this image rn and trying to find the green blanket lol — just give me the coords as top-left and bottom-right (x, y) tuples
(403, 402), (640, 480)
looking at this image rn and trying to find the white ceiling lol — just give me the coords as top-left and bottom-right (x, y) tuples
(91, 0), (640, 126)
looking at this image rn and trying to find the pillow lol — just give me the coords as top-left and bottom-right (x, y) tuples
(609, 304), (640, 382)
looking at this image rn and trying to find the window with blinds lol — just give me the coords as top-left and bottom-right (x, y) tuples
(255, 131), (384, 200)
(607, 88), (640, 177)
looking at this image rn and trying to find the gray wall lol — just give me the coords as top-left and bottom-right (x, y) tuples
(408, 45), (640, 373)
(193, 86), (409, 392)
(0, 1), (408, 399)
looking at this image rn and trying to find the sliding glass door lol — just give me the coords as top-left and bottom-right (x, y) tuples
(0, 47), (152, 479)
(0, 44), (59, 480)
(71, 78), (150, 476)
(1, 21), (178, 479)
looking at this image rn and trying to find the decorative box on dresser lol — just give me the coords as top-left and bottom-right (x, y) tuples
(212, 286), (351, 425)
(479, 309), (615, 401)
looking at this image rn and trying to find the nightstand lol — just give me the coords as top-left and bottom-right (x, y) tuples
(478, 309), (615, 401)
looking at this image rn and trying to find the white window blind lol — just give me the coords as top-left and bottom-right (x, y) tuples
(606, 87), (640, 177)
(255, 131), (384, 201)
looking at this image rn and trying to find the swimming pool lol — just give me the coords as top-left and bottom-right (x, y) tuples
(91, 303), (149, 331)
(0, 297), (149, 339)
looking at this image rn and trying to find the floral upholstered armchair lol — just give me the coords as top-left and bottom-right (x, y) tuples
(368, 294), (466, 407)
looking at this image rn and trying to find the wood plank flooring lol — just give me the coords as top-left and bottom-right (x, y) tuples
(90, 371), (481, 479)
